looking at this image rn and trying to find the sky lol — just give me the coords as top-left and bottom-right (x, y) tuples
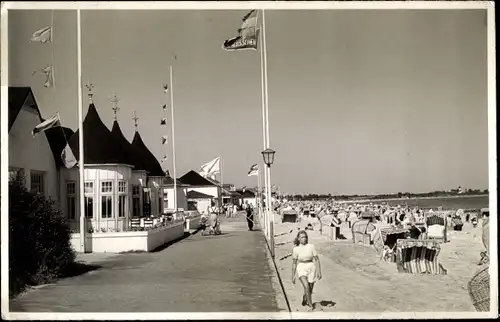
(7, 8), (490, 195)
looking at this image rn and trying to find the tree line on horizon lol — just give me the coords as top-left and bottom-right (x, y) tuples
(279, 188), (489, 201)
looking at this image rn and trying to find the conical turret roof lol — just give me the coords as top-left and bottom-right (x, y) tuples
(68, 104), (130, 165)
(131, 131), (165, 176)
(111, 120), (145, 171)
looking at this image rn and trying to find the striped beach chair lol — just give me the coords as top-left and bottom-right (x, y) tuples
(396, 239), (447, 275)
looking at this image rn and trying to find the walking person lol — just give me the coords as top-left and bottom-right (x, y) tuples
(292, 230), (322, 311)
(245, 201), (254, 231)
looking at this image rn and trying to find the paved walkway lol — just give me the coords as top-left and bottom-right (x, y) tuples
(9, 214), (287, 312)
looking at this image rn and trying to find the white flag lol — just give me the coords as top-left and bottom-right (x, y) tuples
(199, 157), (221, 178)
(61, 143), (77, 169)
(33, 65), (54, 88)
(30, 26), (52, 43)
(248, 164), (259, 176)
(32, 112), (61, 137)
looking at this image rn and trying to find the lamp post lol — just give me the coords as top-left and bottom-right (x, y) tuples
(261, 148), (276, 258)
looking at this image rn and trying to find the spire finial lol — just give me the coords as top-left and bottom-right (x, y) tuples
(111, 93), (120, 120)
(85, 82), (95, 103)
(132, 110), (139, 130)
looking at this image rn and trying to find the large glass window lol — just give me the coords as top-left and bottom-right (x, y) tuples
(119, 195), (126, 218)
(84, 182), (94, 219)
(30, 170), (45, 194)
(85, 197), (94, 219)
(9, 167), (25, 185)
(132, 185), (141, 217)
(67, 181), (77, 220)
(118, 181), (127, 218)
(101, 181), (113, 219)
(101, 196), (113, 218)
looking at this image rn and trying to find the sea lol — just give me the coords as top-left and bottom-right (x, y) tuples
(352, 195), (490, 211)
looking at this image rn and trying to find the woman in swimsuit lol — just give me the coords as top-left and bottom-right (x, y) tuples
(291, 230), (322, 311)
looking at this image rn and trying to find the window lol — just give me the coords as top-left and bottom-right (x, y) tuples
(101, 181), (113, 193)
(84, 182), (94, 194)
(84, 182), (94, 219)
(119, 195), (127, 218)
(101, 196), (113, 218)
(143, 189), (151, 217)
(85, 197), (94, 219)
(101, 181), (113, 219)
(118, 181), (127, 193)
(30, 170), (45, 194)
(9, 167), (25, 184)
(132, 185), (141, 217)
(118, 181), (127, 218)
(67, 181), (77, 220)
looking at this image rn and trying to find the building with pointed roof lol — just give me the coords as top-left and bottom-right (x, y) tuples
(8, 87), (66, 202)
(8, 85), (175, 234)
(130, 130), (165, 217)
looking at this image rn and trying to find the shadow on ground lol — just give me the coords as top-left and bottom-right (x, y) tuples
(60, 261), (103, 279)
(151, 230), (200, 253)
(319, 300), (336, 308)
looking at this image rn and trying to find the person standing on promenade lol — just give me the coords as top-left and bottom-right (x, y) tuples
(245, 201), (254, 231)
(292, 230), (322, 311)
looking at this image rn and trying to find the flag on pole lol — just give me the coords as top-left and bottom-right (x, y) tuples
(160, 155), (168, 163)
(223, 9), (259, 51)
(162, 104), (167, 110)
(33, 65), (54, 88)
(31, 112), (61, 136)
(248, 164), (259, 176)
(160, 118), (167, 125)
(30, 26), (52, 43)
(199, 157), (221, 178)
(163, 84), (169, 93)
(61, 143), (77, 169)
(162, 135), (168, 145)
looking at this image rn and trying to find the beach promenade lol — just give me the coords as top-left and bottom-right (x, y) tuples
(9, 214), (288, 313)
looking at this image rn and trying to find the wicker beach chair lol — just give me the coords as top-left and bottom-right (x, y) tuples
(351, 219), (376, 246)
(468, 264), (490, 312)
(424, 211), (447, 243)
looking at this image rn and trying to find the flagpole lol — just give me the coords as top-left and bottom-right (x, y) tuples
(220, 156), (224, 211)
(262, 9), (274, 257)
(258, 10), (269, 239)
(51, 10), (56, 88)
(77, 9), (86, 253)
(170, 66), (178, 213)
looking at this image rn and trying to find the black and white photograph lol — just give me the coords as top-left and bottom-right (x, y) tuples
(0, 1), (497, 319)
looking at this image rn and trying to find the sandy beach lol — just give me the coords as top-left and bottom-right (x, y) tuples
(271, 214), (485, 312)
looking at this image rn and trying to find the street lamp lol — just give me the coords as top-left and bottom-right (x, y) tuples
(261, 148), (276, 257)
(261, 148), (276, 167)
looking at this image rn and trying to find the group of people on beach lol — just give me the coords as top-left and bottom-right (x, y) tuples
(273, 198), (489, 312)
